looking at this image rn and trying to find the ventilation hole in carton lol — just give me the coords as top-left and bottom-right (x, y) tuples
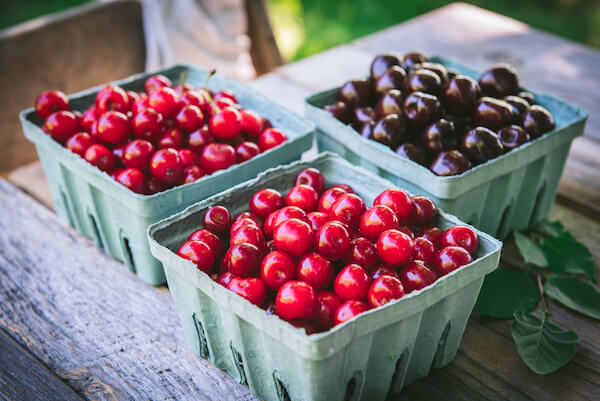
(388, 350), (409, 395)
(121, 236), (136, 274)
(431, 322), (452, 369)
(230, 344), (248, 386)
(273, 373), (291, 401)
(88, 213), (104, 249)
(345, 371), (362, 401)
(497, 204), (512, 238)
(192, 313), (209, 359)
(59, 190), (75, 226)
(529, 183), (547, 227)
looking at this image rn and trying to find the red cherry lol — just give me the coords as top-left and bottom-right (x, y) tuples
(314, 221), (351, 261)
(84, 144), (115, 172)
(178, 148), (200, 168)
(234, 211), (263, 227)
(333, 264), (370, 301)
(187, 126), (215, 154)
(210, 106), (242, 140)
(182, 166), (205, 184)
(329, 183), (355, 193)
(416, 226), (443, 247)
(230, 224), (266, 252)
(398, 225), (415, 239)
(318, 187), (348, 214)
(96, 85), (129, 114)
(399, 260), (437, 292)
(258, 128), (287, 151)
(35, 90), (69, 119)
(150, 148), (183, 185)
(147, 177), (166, 194)
(177, 240), (215, 274)
(286, 185), (319, 212)
(188, 229), (224, 259)
(329, 193), (366, 228)
(343, 237), (379, 271)
(235, 141), (260, 163)
(199, 143), (236, 173)
(377, 229), (415, 267)
(409, 196), (438, 227)
(149, 87), (179, 118)
(368, 275), (405, 308)
(158, 128), (184, 149)
(264, 206), (307, 239)
(273, 218), (313, 258)
(276, 281), (317, 321)
(132, 108), (164, 142)
(131, 97), (150, 115)
(262, 117), (273, 129)
(66, 132), (95, 156)
(126, 91), (140, 110)
(306, 211), (329, 232)
(295, 168), (326, 194)
(80, 106), (99, 134)
(239, 109), (263, 139)
(414, 237), (436, 265)
(370, 265), (398, 280)
(123, 139), (154, 170)
(175, 104), (204, 132)
(297, 252), (335, 290)
(110, 168), (124, 180)
(441, 226), (479, 254)
(145, 74), (172, 94)
(44, 111), (79, 142)
(97, 111), (130, 144)
(116, 168), (146, 194)
(203, 205), (232, 235)
(230, 217), (260, 235)
(215, 89), (237, 103)
(250, 188), (284, 219)
(359, 205), (399, 241)
(435, 246), (472, 276)
(314, 291), (342, 331)
(223, 243), (262, 277)
(227, 277), (266, 306)
(261, 250), (296, 291)
(334, 300), (368, 326)
(374, 189), (413, 222)
(217, 271), (236, 287)
(179, 89), (208, 109)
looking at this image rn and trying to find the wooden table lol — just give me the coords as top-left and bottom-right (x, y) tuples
(1, 3), (599, 400)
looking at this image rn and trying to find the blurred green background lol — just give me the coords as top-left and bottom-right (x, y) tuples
(1, 0), (598, 62)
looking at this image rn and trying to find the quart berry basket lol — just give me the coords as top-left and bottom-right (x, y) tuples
(147, 152), (502, 401)
(19, 65), (314, 285)
(304, 57), (588, 239)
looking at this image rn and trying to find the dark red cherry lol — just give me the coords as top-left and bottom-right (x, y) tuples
(409, 196), (438, 228)
(370, 53), (402, 80)
(404, 69), (442, 95)
(175, 104), (204, 132)
(235, 141), (260, 163)
(430, 150), (472, 176)
(421, 118), (457, 154)
(504, 95), (530, 122)
(187, 126), (214, 154)
(472, 97), (514, 131)
(371, 113), (408, 149)
(518, 91), (535, 105)
(498, 125), (530, 151)
(314, 291), (342, 331)
(478, 64), (520, 97)
(273, 218), (314, 258)
(374, 89), (403, 119)
(522, 105), (555, 138)
(230, 224), (266, 253)
(324, 101), (352, 124)
(333, 264), (370, 301)
(416, 226), (443, 247)
(376, 229), (414, 267)
(402, 51), (428, 69)
(413, 237), (436, 265)
(443, 75), (480, 116)
(374, 66), (406, 97)
(352, 107), (375, 130)
(395, 143), (427, 166)
(203, 205), (232, 235)
(370, 265), (398, 281)
(461, 126), (504, 164)
(399, 260), (437, 292)
(337, 79), (374, 108)
(343, 237), (379, 272)
(412, 62), (448, 84)
(403, 91), (442, 127)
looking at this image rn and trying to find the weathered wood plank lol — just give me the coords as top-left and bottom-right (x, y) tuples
(0, 178), (257, 401)
(0, 327), (84, 401)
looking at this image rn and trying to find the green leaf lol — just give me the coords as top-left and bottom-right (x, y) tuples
(476, 267), (540, 318)
(533, 220), (568, 238)
(511, 311), (579, 374)
(514, 231), (548, 268)
(541, 234), (596, 283)
(544, 276), (600, 320)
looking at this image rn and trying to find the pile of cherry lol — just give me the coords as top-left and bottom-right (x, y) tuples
(322, 51), (556, 176)
(34, 73), (288, 194)
(176, 167), (479, 333)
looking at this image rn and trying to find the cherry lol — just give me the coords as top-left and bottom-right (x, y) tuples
(179, 89), (208, 109)
(265, 206), (307, 239)
(314, 221), (351, 261)
(276, 281), (317, 321)
(371, 114), (408, 149)
(374, 89), (403, 119)
(215, 89), (237, 103)
(504, 95), (530, 122)
(177, 240), (215, 274)
(250, 188), (284, 219)
(115, 168), (146, 194)
(144, 74), (172, 94)
(217, 271), (236, 287)
(234, 211), (263, 227)
(413, 62), (448, 84)
(150, 148), (183, 185)
(306, 211), (329, 232)
(223, 243), (262, 277)
(478, 64), (519, 98)
(84, 144), (115, 172)
(471, 97), (513, 131)
(374, 66), (406, 97)
(260, 250), (296, 291)
(398, 225), (415, 239)
(66, 132), (95, 156)
(430, 150), (472, 176)
(147, 177), (166, 194)
(111, 143), (127, 168)
(522, 105), (555, 138)
(131, 97), (150, 115)
(337, 79), (374, 108)
(434, 246), (472, 276)
(187, 126), (214, 154)
(442, 75), (480, 116)
(239, 109), (263, 139)
(35, 90), (69, 119)
(314, 291), (342, 331)
(178, 148), (200, 168)
(203, 206), (232, 235)
(404, 69), (442, 95)
(286, 185), (319, 212)
(518, 91), (535, 104)
(373, 188), (412, 222)
(416, 226), (443, 247)
(413, 237), (436, 265)
(149, 87), (179, 118)
(199, 143), (236, 173)
(227, 277), (266, 306)
(126, 91), (140, 110)
(230, 217), (260, 235)
(333, 264), (370, 301)
(230, 224), (266, 253)
(329, 183), (354, 193)
(409, 196), (438, 227)
(403, 51), (428, 68)
(110, 168), (124, 180)
(122, 139), (154, 170)
(210, 106), (242, 140)
(329, 193), (366, 228)
(158, 128), (184, 149)
(297, 252), (335, 290)
(289, 319), (317, 334)
(235, 141), (260, 163)
(264, 301), (278, 315)
(175, 104), (204, 132)
(368, 275), (404, 308)
(370, 53), (402, 80)
(258, 128), (287, 152)
(399, 260), (437, 292)
(324, 101), (352, 124)
(403, 91), (442, 128)
(461, 126), (504, 164)
(498, 125), (530, 152)
(318, 187), (348, 214)
(266, 240), (277, 253)
(370, 265), (398, 281)
(96, 85), (129, 114)
(421, 118), (457, 154)
(295, 168), (326, 194)
(334, 300), (369, 326)
(44, 111), (79, 142)
(80, 106), (99, 134)
(352, 106), (375, 131)
(376, 229), (414, 267)
(273, 218), (313, 258)
(343, 237), (379, 272)
(132, 108), (164, 142)
(188, 229), (224, 259)
(97, 111), (130, 144)
(441, 225), (479, 254)
(183, 165), (206, 184)
(359, 205), (399, 241)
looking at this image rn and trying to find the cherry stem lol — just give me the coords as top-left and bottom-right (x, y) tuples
(203, 69), (220, 114)
(180, 72), (186, 91)
(536, 268), (550, 316)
